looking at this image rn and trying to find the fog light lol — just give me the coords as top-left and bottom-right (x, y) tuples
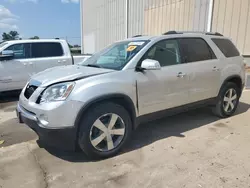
(38, 114), (48, 126)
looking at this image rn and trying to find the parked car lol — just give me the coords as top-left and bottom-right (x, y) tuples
(0, 39), (89, 93)
(17, 31), (245, 159)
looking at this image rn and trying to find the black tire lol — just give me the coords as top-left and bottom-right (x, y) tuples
(78, 102), (132, 159)
(213, 82), (240, 118)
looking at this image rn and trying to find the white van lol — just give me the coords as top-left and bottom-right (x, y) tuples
(0, 39), (89, 92)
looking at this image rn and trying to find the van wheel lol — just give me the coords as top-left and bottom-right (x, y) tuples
(78, 102), (132, 159)
(213, 82), (240, 118)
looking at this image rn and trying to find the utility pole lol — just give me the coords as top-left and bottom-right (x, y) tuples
(125, 0), (129, 38)
(207, 0), (214, 32)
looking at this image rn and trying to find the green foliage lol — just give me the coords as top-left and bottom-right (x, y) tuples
(30, 36), (39, 39)
(2, 31), (20, 41)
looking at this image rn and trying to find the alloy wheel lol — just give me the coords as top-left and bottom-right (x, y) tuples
(223, 88), (237, 113)
(89, 113), (125, 152)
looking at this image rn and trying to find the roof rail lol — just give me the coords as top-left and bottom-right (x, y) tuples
(163, 31), (223, 36)
(163, 31), (178, 35)
(132, 35), (143, 38)
(205, 32), (223, 36)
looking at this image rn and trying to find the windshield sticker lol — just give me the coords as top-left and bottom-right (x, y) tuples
(128, 42), (145, 46)
(127, 45), (137, 52)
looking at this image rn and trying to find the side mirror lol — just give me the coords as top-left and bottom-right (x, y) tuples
(140, 59), (161, 70)
(0, 50), (14, 61)
(2, 50), (14, 56)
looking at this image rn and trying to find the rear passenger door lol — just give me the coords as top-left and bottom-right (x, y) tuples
(31, 42), (70, 73)
(179, 37), (221, 103)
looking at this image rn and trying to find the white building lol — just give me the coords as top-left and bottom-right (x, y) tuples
(80, 0), (250, 56)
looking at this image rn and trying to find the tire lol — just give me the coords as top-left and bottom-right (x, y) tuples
(78, 102), (132, 159)
(213, 82), (240, 118)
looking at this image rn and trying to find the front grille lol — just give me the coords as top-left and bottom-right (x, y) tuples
(24, 85), (38, 99)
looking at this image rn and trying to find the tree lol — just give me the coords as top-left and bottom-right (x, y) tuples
(2, 33), (11, 41)
(30, 36), (39, 39)
(2, 31), (20, 41)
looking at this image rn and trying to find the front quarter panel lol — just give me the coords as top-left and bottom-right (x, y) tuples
(71, 69), (138, 115)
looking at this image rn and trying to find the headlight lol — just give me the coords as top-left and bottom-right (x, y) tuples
(40, 82), (75, 103)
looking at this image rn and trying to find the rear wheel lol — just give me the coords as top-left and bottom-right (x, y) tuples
(78, 102), (132, 159)
(213, 82), (240, 118)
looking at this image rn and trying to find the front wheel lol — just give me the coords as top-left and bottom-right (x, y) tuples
(78, 102), (132, 159)
(213, 82), (240, 118)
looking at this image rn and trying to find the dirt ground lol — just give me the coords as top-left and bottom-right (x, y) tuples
(0, 90), (250, 188)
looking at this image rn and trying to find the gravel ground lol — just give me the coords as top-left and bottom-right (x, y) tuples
(0, 90), (250, 188)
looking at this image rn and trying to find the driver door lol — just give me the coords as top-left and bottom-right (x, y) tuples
(136, 39), (190, 116)
(0, 43), (32, 91)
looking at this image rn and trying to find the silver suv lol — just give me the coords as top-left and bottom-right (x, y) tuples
(17, 31), (246, 158)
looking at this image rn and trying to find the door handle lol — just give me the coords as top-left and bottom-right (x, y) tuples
(213, 66), (220, 71)
(177, 72), (186, 78)
(0, 77), (12, 83)
(23, 62), (33, 66)
(58, 60), (66, 63)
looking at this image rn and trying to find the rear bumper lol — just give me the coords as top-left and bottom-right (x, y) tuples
(17, 103), (77, 151)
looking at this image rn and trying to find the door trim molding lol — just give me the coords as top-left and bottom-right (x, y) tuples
(136, 97), (216, 127)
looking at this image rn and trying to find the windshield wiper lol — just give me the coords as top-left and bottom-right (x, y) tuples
(85, 64), (101, 68)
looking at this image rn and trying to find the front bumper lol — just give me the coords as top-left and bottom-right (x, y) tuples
(17, 103), (77, 151)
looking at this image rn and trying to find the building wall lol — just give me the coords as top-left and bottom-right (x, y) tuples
(212, 0), (250, 55)
(82, 0), (127, 54)
(82, 0), (212, 53)
(144, 0), (210, 35)
(127, 0), (145, 37)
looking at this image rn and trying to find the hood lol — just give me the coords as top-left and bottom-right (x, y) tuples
(31, 65), (114, 87)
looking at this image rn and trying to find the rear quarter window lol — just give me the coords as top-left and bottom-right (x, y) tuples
(31, 42), (64, 58)
(211, 38), (240, 57)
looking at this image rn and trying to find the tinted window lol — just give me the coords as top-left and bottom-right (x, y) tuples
(31, 42), (63, 58)
(144, 39), (181, 67)
(179, 38), (216, 63)
(5, 43), (31, 59)
(212, 38), (240, 57)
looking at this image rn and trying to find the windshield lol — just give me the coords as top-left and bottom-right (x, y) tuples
(0, 42), (8, 49)
(79, 40), (149, 70)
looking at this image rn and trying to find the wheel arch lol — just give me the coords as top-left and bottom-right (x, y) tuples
(74, 94), (137, 132)
(220, 75), (243, 95)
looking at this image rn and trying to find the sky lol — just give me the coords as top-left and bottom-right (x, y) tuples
(0, 0), (81, 45)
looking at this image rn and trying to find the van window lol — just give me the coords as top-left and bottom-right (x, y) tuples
(211, 38), (240, 57)
(4, 43), (31, 59)
(31, 42), (63, 58)
(179, 38), (216, 63)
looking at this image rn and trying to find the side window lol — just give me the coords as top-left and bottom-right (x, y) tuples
(144, 39), (181, 67)
(5, 43), (30, 59)
(211, 38), (240, 57)
(31, 42), (63, 58)
(179, 38), (216, 63)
